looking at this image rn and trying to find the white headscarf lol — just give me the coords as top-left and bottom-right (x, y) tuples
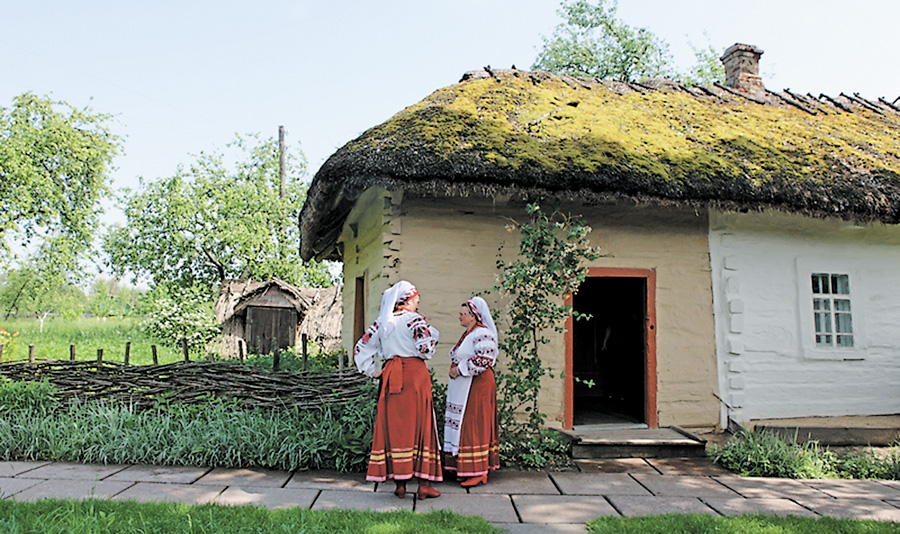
(466, 296), (497, 339)
(378, 280), (419, 338)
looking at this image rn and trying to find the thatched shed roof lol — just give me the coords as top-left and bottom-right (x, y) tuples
(300, 68), (900, 261)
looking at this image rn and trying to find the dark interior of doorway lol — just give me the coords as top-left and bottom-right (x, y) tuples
(572, 277), (646, 426)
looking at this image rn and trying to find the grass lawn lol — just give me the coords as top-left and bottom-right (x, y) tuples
(0, 499), (500, 533)
(587, 514), (900, 533)
(0, 317), (182, 365)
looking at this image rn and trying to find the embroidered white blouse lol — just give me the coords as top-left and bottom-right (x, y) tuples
(353, 310), (440, 377)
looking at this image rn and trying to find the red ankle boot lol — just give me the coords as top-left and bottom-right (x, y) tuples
(417, 481), (441, 500)
(460, 473), (487, 487)
(393, 480), (407, 499)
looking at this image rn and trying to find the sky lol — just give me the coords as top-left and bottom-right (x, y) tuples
(3, 0), (900, 229)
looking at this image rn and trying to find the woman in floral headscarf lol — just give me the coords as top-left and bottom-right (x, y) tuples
(354, 280), (442, 500)
(443, 296), (500, 487)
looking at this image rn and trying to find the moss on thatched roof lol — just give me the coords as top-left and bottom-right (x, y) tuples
(300, 69), (900, 260)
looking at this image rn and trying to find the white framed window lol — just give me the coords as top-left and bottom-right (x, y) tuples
(811, 273), (853, 348)
(796, 258), (865, 360)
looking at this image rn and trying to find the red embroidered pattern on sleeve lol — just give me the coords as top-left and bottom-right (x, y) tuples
(408, 315), (437, 355)
(353, 320), (379, 356)
(468, 334), (497, 374)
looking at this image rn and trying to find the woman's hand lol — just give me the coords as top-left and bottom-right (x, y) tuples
(449, 362), (459, 379)
(373, 369), (384, 379)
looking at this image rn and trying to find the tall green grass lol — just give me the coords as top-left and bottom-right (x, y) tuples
(0, 500), (501, 534)
(0, 317), (181, 364)
(0, 379), (377, 472)
(587, 514), (900, 533)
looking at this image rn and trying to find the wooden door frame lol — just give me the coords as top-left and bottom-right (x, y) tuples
(564, 267), (657, 429)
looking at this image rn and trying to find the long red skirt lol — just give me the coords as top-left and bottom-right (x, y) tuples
(443, 368), (500, 477)
(366, 357), (443, 482)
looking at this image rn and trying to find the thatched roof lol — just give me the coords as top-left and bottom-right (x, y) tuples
(300, 68), (900, 261)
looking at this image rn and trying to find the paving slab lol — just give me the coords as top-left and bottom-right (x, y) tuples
(631, 474), (739, 498)
(644, 457), (732, 476)
(312, 489), (413, 512)
(12, 479), (133, 502)
(0, 477), (43, 498)
(374, 479), (468, 495)
(105, 464), (210, 484)
(466, 470), (559, 495)
(574, 458), (659, 475)
(416, 493), (518, 522)
(702, 496), (818, 518)
(0, 461), (52, 477)
(607, 495), (718, 517)
(194, 467), (291, 488)
(215, 486), (318, 509)
(796, 497), (900, 522)
(285, 470), (375, 492)
(114, 482), (224, 505)
(16, 462), (129, 481)
(878, 480), (900, 491)
(550, 472), (651, 496)
(513, 495), (618, 523)
(804, 479), (900, 500)
(494, 523), (587, 534)
(713, 476), (833, 499)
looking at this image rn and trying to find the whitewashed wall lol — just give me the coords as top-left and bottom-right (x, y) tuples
(709, 210), (900, 427)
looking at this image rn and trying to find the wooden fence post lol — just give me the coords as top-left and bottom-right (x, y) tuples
(29, 344), (35, 364)
(70, 344), (76, 361)
(301, 333), (308, 371)
(151, 345), (158, 365)
(124, 341), (131, 366)
(238, 339), (246, 362)
(97, 348), (103, 362)
(182, 338), (190, 362)
(273, 349), (281, 372)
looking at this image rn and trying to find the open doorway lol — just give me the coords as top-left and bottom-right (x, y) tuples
(572, 276), (648, 426)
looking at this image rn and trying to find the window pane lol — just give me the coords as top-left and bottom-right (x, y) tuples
(832, 274), (850, 295)
(812, 274), (828, 294)
(814, 298), (831, 311)
(835, 312), (853, 334)
(837, 334), (854, 347)
(814, 312), (832, 333)
(816, 334), (833, 345)
(834, 299), (851, 312)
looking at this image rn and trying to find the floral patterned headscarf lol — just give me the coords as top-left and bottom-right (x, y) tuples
(464, 296), (497, 339)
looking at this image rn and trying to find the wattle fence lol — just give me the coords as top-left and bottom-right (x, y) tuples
(0, 359), (370, 411)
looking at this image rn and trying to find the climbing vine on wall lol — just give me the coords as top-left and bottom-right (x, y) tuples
(494, 203), (601, 455)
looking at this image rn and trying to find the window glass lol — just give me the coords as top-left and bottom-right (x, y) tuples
(812, 273), (853, 348)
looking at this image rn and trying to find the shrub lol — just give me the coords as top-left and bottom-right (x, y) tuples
(710, 430), (838, 479)
(838, 442), (900, 480)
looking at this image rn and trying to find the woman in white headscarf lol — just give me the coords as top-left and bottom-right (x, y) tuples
(443, 296), (500, 487)
(354, 280), (442, 500)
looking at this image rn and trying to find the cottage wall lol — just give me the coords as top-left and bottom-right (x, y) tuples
(343, 195), (719, 429)
(709, 210), (900, 426)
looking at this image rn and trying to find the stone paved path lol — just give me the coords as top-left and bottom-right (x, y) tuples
(2, 458), (899, 531)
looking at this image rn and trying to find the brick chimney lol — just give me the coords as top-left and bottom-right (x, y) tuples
(720, 43), (764, 98)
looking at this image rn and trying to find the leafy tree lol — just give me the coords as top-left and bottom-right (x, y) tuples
(532, 0), (673, 82)
(104, 133), (334, 292)
(0, 262), (86, 328)
(677, 36), (727, 87)
(0, 92), (120, 267)
(141, 284), (220, 356)
(87, 276), (140, 318)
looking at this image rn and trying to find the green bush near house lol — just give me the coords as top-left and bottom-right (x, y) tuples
(711, 430), (900, 480)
